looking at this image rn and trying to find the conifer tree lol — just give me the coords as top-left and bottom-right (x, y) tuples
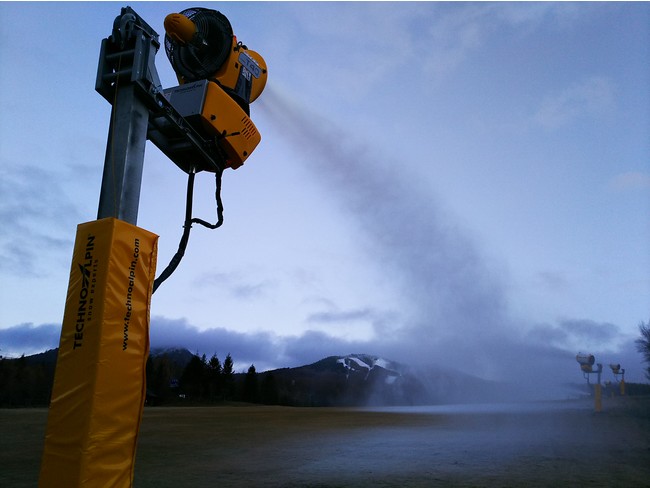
(260, 373), (279, 405)
(180, 354), (207, 400)
(636, 319), (650, 381)
(243, 364), (259, 403)
(222, 353), (235, 400)
(153, 355), (173, 401)
(207, 353), (222, 401)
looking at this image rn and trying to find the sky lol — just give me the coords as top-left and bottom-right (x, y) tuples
(1, 2), (649, 389)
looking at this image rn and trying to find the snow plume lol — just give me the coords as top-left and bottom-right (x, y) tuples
(258, 85), (532, 382)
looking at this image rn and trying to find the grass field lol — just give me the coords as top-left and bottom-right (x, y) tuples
(2, 398), (649, 487)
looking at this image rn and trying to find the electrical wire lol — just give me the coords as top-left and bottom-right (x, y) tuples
(152, 169), (224, 294)
(191, 169), (224, 230)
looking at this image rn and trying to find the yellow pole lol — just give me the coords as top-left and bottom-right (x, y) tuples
(594, 383), (602, 412)
(39, 218), (158, 488)
(620, 378), (625, 396)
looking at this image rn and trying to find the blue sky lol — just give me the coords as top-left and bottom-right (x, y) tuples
(1, 2), (648, 388)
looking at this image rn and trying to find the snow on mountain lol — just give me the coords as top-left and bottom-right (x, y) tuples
(336, 354), (402, 384)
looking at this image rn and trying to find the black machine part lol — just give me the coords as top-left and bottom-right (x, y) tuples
(164, 7), (234, 82)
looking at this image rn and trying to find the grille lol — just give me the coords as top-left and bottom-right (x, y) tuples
(240, 116), (257, 140)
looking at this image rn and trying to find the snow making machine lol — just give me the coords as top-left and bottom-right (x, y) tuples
(39, 7), (266, 487)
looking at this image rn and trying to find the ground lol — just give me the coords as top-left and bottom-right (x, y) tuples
(2, 396), (648, 487)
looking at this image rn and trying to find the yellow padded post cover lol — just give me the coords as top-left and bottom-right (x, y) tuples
(39, 218), (158, 488)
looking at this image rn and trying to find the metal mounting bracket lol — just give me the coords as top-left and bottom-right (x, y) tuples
(95, 6), (226, 225)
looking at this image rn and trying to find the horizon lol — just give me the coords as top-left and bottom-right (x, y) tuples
(3, 342), (645, 391)
(1, 3), (649, 388)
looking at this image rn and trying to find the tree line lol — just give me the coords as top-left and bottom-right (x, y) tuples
(0, 353), (55, 407)
(147, 352), (280, 405)
(147, 352), (238, 404)
(2, 317), (649, 408)
(0, 349), (280, 407)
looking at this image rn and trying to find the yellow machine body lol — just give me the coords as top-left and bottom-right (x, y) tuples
(39, 218), (158, 488)
(212, 38), (268, 103)
(162, 9), (266, 170)
(201, 80), (261, 168)
(163, 13), (267, 103)
(163, 79), (261, 169)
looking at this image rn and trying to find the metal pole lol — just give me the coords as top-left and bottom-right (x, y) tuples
(620, 371), (626, 396)
(97, 84), (149, 225)
(594, 363), (603, 412)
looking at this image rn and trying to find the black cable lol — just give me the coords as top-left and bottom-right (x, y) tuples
(191, 170), (224, 229)
(152, 169), (224, 294)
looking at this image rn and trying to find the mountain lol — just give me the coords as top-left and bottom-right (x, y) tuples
(23, 348), (59, 365)
(307, 354), (403, 378)
(256, 353), (514, 407)
(149, 347), (194, 370)
(4, 349), (613, 407)
(256, 354), (416, 406)
(0, 347), (196, 407)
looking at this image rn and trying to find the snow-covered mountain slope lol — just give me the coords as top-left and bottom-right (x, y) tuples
(335, 354), (402, 384)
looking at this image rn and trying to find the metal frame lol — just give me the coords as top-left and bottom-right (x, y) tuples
(95, 7), (227, 225)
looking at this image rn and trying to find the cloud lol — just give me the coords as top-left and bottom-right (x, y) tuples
(278, 3), (424, 100)
(2, 317), (646, 383)
(608, 171), (650, 192)
(150, 316), (375, 372)
(147, 317), (408, 373)
(535, 271), (570, 292)
(0, 164), (79, 276)
(193, 271), (275, 300)
(307, 307), (378, 324)
(0, 323), (61, 357)
(534, 76), (616, 129)
(150, 316), (281, 369)
(559, 318), (621, 344)
(526, 323), (570, 345)
(417, 3), (576, 87)
(281, 330), (368, 366)
(305, 305), (400, 342)
(149, 316), (645, 384)
(493, 2), (571, 26)
(273, 2), (575, 103)
(527, 319), (623, 354)
(419, 5), (487, 83)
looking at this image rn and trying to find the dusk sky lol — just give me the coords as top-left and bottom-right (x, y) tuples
(1, 2), (648, 388)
